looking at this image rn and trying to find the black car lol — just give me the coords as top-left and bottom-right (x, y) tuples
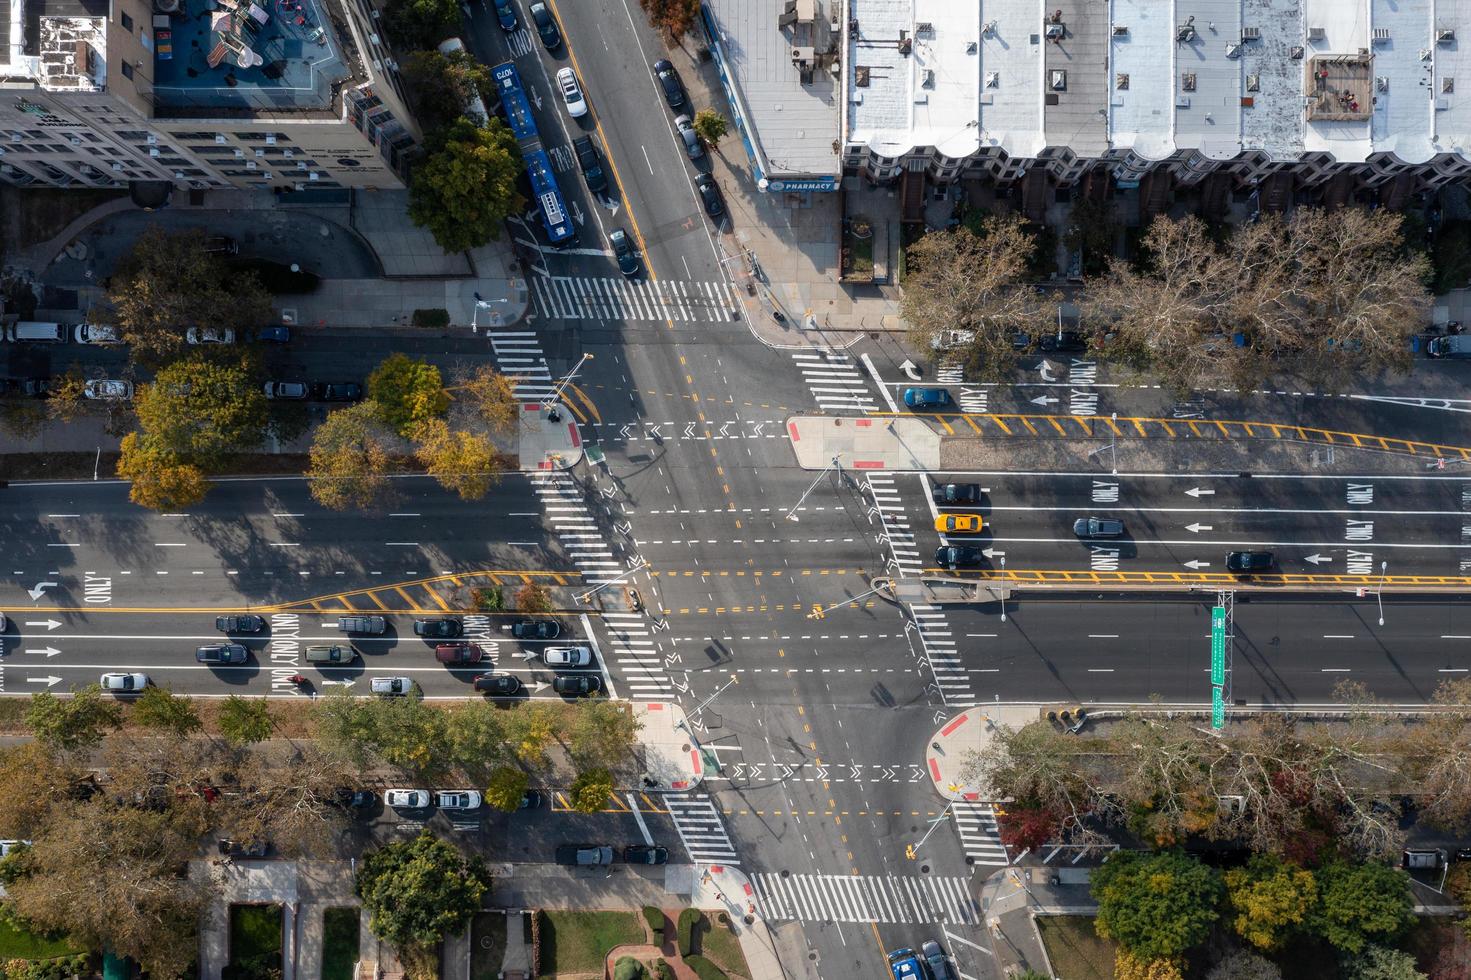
(610, 228), (640, 278)
(1039, 331), (1087, 353)
(529, 2), (560, 49)
(553, 674), (601, 696)
(572, 135), (608, 195)
(520, 790), (544, 809)
(921, 940), (956, 980)
(215, 614), (266, 633)
(414, 617), (463, 639)
(931, 483), (982, 506)
(556, 843), (613, 866)
(1226, 550), (1275, 573)
(334, 788), (376, 812)
(695, 173), (724, 219)
(934, 546), (985, 569)
(511, 620), (561, 640)
(21, 378), (51, 398)
(652, 59), (685, 109)
(622, 844), (669, 865)
(1073, 517), (1125, 539)
(196, 643), (248, 664)
(472, 672), (521, 696)
(218, 838), (269, 858)
(312, 382), (363, 402)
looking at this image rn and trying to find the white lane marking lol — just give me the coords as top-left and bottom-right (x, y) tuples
(627, 792), (655, 845)
(860, 353), (900, 414)
(579, 612), (619, 700)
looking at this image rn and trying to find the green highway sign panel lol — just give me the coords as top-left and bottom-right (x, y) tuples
(1211, 606), (1226, 685)
(1212, 688), (1225, 729)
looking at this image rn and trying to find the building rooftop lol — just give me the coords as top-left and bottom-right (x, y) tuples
(1043, 1), (1108, 157)
(1108, 0), (1174, 161)
(1239, 0), (1304, 157)
(979, 0), (1043, 159)
(1173, 3), (1243, 160)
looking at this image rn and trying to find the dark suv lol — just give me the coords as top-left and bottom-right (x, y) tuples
(1226, 551), (1275, 574)
(414, 617), (463, 639)
(935, 546), (985, 569)
(556, 843), (613, 867)
(572, 135), (609, 195)
(196, 643), (248, 664)
(511, 620), (561, 640)
(652, 59), (685, 109)
(312, 382), (362, 402)
(529, 2), (560, 49)
(932, 483), (982, 506)
(1073, 517), (1125, 539)
(435, 642), (483, 666)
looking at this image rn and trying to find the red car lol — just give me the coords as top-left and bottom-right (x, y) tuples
(435, 642), (483, 666)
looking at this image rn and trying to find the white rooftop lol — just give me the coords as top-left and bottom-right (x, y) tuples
(1109, 0), (1175, 161)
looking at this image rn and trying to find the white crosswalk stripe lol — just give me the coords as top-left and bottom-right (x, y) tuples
(954, 802), (1009, 866)
(531, 474), (626, 586)
(909, 602), (972, 703)
(791, 351), (880, 414)
(598, 611), (672, 700)
(866, 475), (923, 576)
(490, 331), (555, 402)
(665, 795), (740, 865)
(751, 873), (978, 925)
(530, 275), (740, 323)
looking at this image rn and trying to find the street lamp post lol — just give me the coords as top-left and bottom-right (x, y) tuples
(543, 353), (594, 411)
(784, 455), (842, 522)
(911, 798), (956, 855)
(999, 555), (1008, 623)
(807, 583), (889, 620)
(471, 291), (509, 334)
(1377, 560), (1387, 626)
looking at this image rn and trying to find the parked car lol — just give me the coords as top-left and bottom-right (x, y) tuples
(216, 614), (266, 633)
(433, 790), (483, 810)
(935, 514), (983, 534)
(83, 379), (133, 401)
(934, 546), (985, 570)
(931, 483), (982, 506)
(473, 673), (521, 695)
(694, 173), (724, 219)
(217, 838), (268, 858)
(622, 844), (668, 865)
(74, 323), (121, 344)
(333, 788), (376, 812)
(921, 940), (957, 980)
(1073, 517), (1125, 539)
(0, 840), (31, 858)
(414, 617), (462, 639)
(312, 382), (363, 402)
(556, 843), (613, 867)
(903, 387), (953, 411)
(544, 646), (591, 667)
(1225, 550), (1275, 574)
(435, 642), (483, 666)
(556, 66), (588, 118)
(1403, 849), (1447, 870)
(20, 378), (51, 398)
(610, 228), (640, 278)
(255, 326), (291, 343)
(553, 674), (600, 696)
(511, 619), (561, 640)
(370, 676), (414, 695)
(529, 2), (560, 49)
(519, 790), (544, 810)
(263, 380), (308, 400)
(305, 644), (356, 665)
(203, 236), (238, 254)
(673, 114), (704, 160)
(1039, 331), (1087, 353)
(385, 789), (430, 809)
(100, 672), (149, 692)
(196, 643), (248, 664)
(929, 329), (974, 351)
(573, 135), (609, 195)
(652, 59), (685, 109)
(338, 615), (386, 635)
(492, 0), (517, 30)
(186, 326), (235, 345)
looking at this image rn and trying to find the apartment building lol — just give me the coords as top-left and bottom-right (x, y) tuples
(0, 0), (419, 190)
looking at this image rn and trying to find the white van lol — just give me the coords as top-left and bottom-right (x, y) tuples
(436, 38), (490, 125)
(74, 323), (121, 344)
(5, 321), (66, 343)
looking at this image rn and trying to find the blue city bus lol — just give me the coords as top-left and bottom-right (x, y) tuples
(525, 148), (576, 246)
(491, 61), (536, 141)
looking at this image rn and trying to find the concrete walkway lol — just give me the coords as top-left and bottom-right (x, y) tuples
(925, 705), (1042, 801)
(635, 702), (704, 793)
(787, 415), (941, 470)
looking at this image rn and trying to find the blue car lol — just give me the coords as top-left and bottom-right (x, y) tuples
(493, 0), (517, 30)
(903, 387), (953, 411)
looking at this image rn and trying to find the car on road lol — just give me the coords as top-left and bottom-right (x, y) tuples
(385, 789), (430, 809)
(520, 790), (544, 809)
(1073, 517), (1125, 539)
(932, 483), (982, 506)
(433, 790), (483, 810)
(1226, 550), (1275, 574)
(935, 514), (983, 535)
(414, 617), (462, 639)
(186, 327), (235, 345)
(74, 323), (121, 345)
(887, 948), (922, 980)
(556, 67), (588, 118)
(216, 614), (266, 633)
(0, 840), (30, 858)
(652, 59), (685, 109)
(83, 379), (133, 401)
(903, 387), (953, 411)
(1039, 331), (1087, 353)
(610, 228), (640, 278)
(556, 843), (614, 867)
(694, 173), (725, 219)
(492, 0), (516, 30)
(921, 940), (956, 980)
(338, 614), (386, 635)
(312, 382), (363, 402)
(673, 114), (704, 160)
(929, 329), (974, 352)
(622, 844), (668, 865)
(100, 672), (149, 693)
(553, 674), (601, 696)
(334, 788), (376, 812)
(370, 676), (414, 695)
(435, 642), (483, 666)
(263, 380), (308, 400)
(544, 646), (591, 667)
(572, 135), (608, 195)
(255, 326), (291, 343)
(934, 546), (985, 569)
(218, 838), (268, 858)
(196, 643), (248, 665)
(529, 2), (560, 49)
(511, 619), (561, 640)
(20, 378), (50, 398)
(305, 644), (356, 665)
(473, 672), (521, 696)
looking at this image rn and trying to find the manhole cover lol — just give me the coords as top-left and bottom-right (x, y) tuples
(780, 869), (791, 878)
(920, 864), (931, 874)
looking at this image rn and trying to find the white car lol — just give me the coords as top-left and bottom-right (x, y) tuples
(543, 646), (591, 667)
(263, 381), (309, 400)
(0, 840), (31, 858)
(74, 323), (121, 344)
(433, 790), (483, 810)
(186, 327), (235, 345)
(557, 67), (588, 118)
(83, 379), (133, 401)
(100, 672), (149, 692)
(0, 611), (6, 631)
(370, 676), (414, 696)
(385, 789), (430, 809)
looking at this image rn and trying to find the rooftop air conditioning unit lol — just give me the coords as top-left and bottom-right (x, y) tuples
(265, 134), (276, 144)
(247, 160), (256, 169)
(173, 171), (184, 178)
(1177, 94), (1192, 107)
(915, 21), (933, 35)
(148, 147), (159, 157)
(982, 20), (996, 35)
(368, 32), (379, 44)
(297, 161), (306, 169)
(1377, 76), (1388, 91)
(309, 171), (319, 180)
(70, 136), (80, 145)
(1290, 45), (1305, 58)
(1242, 26), (1260, 40)
(215, 133), (226, 143)
(111, 162), (123, 171)
(1438, 28), (1455, 43)
(1372, 27), (1390, 42)
(1045, 22), (1064, 39)
(1308, 26), (1325, 41)
(283, 148), (293, 157)
(1113, 25), (1128, 36)
(146, 133), (157, 144)
(234, 148), (244, 157)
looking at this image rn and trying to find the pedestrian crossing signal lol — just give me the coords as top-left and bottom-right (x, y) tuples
(809, 604), (825, 620)
(905, 844), (916, 860)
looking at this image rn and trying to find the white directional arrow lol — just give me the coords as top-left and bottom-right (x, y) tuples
(879, 766), (897, 781)
(523, 207), (541, 223)
(815, 765), (829, 781)
(899, 359), (922, 381)
(777, 764), (795, 780)
(1304, 554), (1333, 565)
(848, 765), (862, 780)
(619, 424), (633, 438)
(748, 764), (763, 780)
(519, 649), (539, 661)
(1185, 523), (1214, 533)
(910, 765), (925, 782)
(27, 582), (57, 601)
(648, 425), (664, 440)
(1039, 361), (1057, 382)
(322, 679), (356, 687)
(24, 647), (60, 658)
(1030, 394), (1059, 406)
(27, 676), (62, 687)
(527, 84), (542, 110)
(569, 199), (584, 226)
(531, 681), (550, 692)
(751, 422), (765, 437)
(614, 521), (633, 535)
(24, 619), (61, 630)
(600, 196), (621, 217)
(1184, 487), (1216, 498)
(718, 422), (731, 437)
(1183, 560), (1212, 570)
(683, 422), (695, 438)
(732, 763), (746, 779)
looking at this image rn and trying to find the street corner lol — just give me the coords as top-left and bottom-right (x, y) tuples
(925, 704), (1042, 801)
(632, 702), (704, 793)
(785, 415), (943, 470)
(518, 401), (585, 472)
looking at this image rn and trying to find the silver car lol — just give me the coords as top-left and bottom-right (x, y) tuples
(674, 114), (704, 160)
(433, 790), (483, 810)
(543, 646), (591, 667)
(100, 672), (149, 692)
(385, 789), (430, 809)
(370, 676), (414, 696)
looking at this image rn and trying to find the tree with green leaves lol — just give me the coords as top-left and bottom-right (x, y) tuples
(307, 403), (398, 511)
(355, 832), (491, 951)
(503, 701), (559, 768)
(401, 48), (494, 135)
(312, 688), (380, 767)
(1205, 951), (1282, 980)
(1223, 855), (1317, 952)
(1310, 860), (1414, 954)
(1341, 944), (1427, 980)
(379, 0), (459, 51)
(569, 767), (615, 814)
(131, 687), (203, 738)
(116, 433), (211, 510)
(414, 418), (503, 500)
(219, 695), (275, 747)
(133, 355), (268, 469)
(408, 118), (523, 255)
(1091, 850), (1222, 961)
(565, 700), (641, 770)
(26, 686), (123, 752)
(0, 744), (80, 840)
(445, 701), (509, 779)
(367, 353), (449, 438)
(484, 766), (530, 812)
(693, 109), (728, 148)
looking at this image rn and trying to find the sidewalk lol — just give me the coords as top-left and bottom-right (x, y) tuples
(786, 415), (941, 470)
(925, 705), (1042, 801)
(634, 702), (704, 792)
(978, 864), (1099, 978)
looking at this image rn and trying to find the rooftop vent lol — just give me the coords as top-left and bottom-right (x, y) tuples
(1182, 72), (1197, 91)
(1246, 73), (1260, 91)
(966, 41), (977, 53)
(1445, 77), (1455, 93)
(923, 68), (934, 87)
(983, 20), (996, 35)
(915, 21), (933, 35)
(1290, 45), (1305, 59)
(1372, 27), (1390, 43)
(1242, 26), (1260, 41)
(1045, 22), (1064, 40)
(1226, 42), (1241, 58)
(1177, 16), (1197, 43)
(1376, 76), (1388, 91)
(215, 134), (226, 144)
(1308, 26), (1325, 41)
(1113, 25), (1128, 36)
(1176, 94), (1192, 107)
(1438, 28), (1455, 43)
(1050, 69), (1067, 90)
(985, 70), (998, 87)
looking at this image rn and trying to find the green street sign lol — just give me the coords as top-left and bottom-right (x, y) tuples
(1212, 687), (1225, 729)
(1211, 606), (1226, 685)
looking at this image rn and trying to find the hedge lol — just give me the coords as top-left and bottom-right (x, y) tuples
(613, 956), (647, 980)
(677, 908), (700, 957)
(654, 961), (676, 980)
(642, 906), (665, 942)
(684, 955), (728, 980)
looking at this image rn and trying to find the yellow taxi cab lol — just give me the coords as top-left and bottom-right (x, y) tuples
(934, 513), (984, 534)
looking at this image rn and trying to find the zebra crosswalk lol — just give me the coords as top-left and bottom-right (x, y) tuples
(599, 611), (672, 701)
(910, 603), (972, 703)
(531, 473), (625, 586)
(531, 275), (740, 323)
(791, 351), (880, 414)
(489, 331), (556, 403)
(866, 475), (922, 576)
(954, 802), (1009, 866)
(751, 873), (978, 926)
(665, 794), (740, 865)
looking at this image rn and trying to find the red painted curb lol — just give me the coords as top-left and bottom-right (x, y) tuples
(941, 713), (969, 737)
